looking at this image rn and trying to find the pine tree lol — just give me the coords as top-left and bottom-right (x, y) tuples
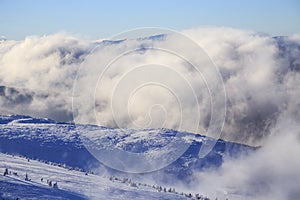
(3, 168), (8, 176)
(25, 173), (30, 181)
(53, 182), (58, 189)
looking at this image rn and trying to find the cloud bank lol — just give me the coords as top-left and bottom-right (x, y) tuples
(188, 116), (300, 200)
(0, 28), (299, 147)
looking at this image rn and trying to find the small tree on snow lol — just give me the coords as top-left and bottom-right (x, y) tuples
(3, 168), (8, 176)
(53, 182), (58, 189)
(25, 173), (30, 181)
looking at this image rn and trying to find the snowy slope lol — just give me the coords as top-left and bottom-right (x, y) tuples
(0, 115), (254, 199)
(0, 115), (253, 181)
(0, 153), (193, 200)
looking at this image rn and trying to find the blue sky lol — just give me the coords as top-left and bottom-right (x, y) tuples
(1, 0), (300, 40)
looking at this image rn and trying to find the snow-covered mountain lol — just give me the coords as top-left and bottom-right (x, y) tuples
(0, 115), (254, 199)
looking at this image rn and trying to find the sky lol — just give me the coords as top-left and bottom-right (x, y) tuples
(1, 0), (300, 40)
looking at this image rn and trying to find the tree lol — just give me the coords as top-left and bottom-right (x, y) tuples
(3, 168), (8, 176)
(25, 173), (30, 181)
(53, 182), (58, 189)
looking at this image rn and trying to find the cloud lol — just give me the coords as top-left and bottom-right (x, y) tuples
(0, 32), (94, 121)
(0, 28), (299, 148)
(188, 117), (300, 200)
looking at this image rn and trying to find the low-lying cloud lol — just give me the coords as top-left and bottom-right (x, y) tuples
(188, 116), (300, 200)
(0, 28), (299, 148)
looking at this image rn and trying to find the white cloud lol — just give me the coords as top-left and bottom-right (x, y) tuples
(189, 118), (300, 200)
(0, 28), (299, 147)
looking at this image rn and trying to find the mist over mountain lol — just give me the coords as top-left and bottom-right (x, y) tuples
(0, 28), (299, 147)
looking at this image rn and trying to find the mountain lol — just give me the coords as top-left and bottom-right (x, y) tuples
(0, 115), (254, 199)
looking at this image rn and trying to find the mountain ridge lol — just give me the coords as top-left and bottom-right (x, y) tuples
(0, 114), (254, 183)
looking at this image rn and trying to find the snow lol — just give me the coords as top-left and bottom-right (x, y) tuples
(0, 115), (253, 199)
(0, 153), (190, 200)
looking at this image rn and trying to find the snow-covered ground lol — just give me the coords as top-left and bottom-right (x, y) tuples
(0, 153), (195, 200)
(0, 115), (252, 199)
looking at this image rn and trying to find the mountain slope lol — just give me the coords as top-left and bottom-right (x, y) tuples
(0, 115), (253, 183)
(0, 115), (255, 199)
(0, 153), (194, 200)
